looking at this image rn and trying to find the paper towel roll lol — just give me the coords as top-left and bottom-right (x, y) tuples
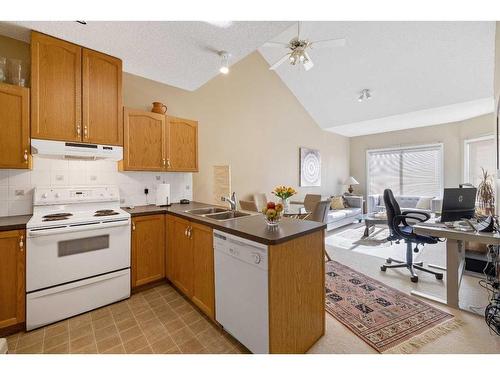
(156, 183), (171, 206)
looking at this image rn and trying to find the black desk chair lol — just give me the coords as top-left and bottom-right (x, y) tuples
(380, 189), (443, 283)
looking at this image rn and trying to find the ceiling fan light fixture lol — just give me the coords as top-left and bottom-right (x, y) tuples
(218, 51), (230, 75)
(358, 89), (372, 102)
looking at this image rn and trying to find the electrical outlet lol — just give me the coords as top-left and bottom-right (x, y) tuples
(90, 175), (97, 181)
(155, 175), (161, 181)
(56, 175), (64, 181)
(185, 185), (190, 191)
(15, 189), (25, 196)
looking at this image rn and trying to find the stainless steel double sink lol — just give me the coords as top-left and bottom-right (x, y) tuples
(185, 207), (257, 221)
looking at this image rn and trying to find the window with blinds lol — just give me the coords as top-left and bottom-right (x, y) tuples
(464, 135), (496, 188)
(367, 144), (443, 197)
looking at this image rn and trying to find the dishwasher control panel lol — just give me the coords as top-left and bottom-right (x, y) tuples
(213, 230), (268, 271)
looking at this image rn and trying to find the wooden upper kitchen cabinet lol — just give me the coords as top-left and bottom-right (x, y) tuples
(122, 108), (166, 171)
(82, 49), (123, 146)
(191, 222), (215, 319)
(0, 83), (30, 169)
(131, 214), (165, 288)
(168, 216), (194, 297)
(166, 116), (198, 172)
(31, 31), (82, 142)
(31, 31), (123, 145)
(0, 230), (26, 329)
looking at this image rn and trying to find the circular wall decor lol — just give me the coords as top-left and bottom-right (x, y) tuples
(300, 147), (321, 187)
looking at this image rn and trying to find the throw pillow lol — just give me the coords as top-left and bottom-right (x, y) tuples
(330, 196), (345, 210)
(415, 196), (434, 210)
(342, 196), (350, 208)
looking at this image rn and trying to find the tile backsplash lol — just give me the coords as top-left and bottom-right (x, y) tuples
(0, 156), (193, 217)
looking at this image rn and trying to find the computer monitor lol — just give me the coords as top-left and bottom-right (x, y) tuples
(439, 187), (477, 223)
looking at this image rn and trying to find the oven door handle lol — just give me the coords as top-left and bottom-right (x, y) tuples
(27, 219), (130, 237)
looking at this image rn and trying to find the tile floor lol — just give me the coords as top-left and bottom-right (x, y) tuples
(7, 283), (248, 354)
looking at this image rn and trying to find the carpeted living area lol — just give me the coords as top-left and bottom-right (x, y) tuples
(325, 261), (460, 353)
(325, 224), (490, 312)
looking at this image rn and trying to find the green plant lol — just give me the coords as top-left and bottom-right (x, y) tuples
(477, 168), (495, 215)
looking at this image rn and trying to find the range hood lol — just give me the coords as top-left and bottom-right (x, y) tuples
(31, 139), (123, 161)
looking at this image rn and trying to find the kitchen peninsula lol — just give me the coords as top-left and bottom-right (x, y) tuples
(124, 201), (326, 354)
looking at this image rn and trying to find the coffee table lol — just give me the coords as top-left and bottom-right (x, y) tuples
(362, 213), (388, 236)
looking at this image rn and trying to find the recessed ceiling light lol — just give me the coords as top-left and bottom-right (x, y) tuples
(204, 21), (233, 29)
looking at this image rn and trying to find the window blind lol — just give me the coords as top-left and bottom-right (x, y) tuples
(466, 136), (496, 188)
(367, 144), (443, 197)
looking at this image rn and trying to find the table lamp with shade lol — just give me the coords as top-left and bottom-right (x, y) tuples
(343, 176), (359, 194)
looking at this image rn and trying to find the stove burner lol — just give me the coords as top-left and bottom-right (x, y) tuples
(94, 209), (120, 217)
(43, 216), (70, 222)
(43, 212), (73, 219)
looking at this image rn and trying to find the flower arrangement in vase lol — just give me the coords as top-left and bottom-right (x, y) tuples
(261, 202), (284, 226)
(271, 185), (297, 211)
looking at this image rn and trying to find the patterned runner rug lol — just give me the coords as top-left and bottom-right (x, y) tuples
(325, 261), (462, 353)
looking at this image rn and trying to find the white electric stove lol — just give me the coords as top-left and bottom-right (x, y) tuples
(26, 186), (131, 330)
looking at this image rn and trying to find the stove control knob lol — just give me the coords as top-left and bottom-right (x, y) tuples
(252, 253), (261, 264)
(41, 193), (48, 199)
(54, 193), (60, 198)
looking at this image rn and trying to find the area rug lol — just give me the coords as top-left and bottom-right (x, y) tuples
(325, 261), (462, 353)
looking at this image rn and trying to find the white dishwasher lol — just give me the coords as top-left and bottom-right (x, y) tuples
(213, 230), (269, 354)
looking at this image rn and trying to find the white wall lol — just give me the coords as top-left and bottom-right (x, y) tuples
(0, 156), (192, 216)
(349, 113), (495, 198)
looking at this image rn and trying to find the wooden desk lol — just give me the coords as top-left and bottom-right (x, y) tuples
(413, 223), (500, 309)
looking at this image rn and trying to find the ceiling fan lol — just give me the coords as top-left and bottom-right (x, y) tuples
(263, 22), (346, 71)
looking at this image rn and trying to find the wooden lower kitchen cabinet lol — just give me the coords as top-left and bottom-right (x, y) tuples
(0, 230), (25, 329)
(191, 222), (215, 319)
(0, 83), (30, 169)
(168, 215), (193, 296)
(131, 214), (165, 288)
(166, 215), (215, 320)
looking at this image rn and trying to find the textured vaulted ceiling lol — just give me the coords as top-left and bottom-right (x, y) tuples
(259, 21), (496, 136)
(0, 21), (292, 91)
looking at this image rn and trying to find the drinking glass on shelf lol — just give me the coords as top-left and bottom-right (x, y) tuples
(0, 57), (6, 83)
(8, 58), (26, 87)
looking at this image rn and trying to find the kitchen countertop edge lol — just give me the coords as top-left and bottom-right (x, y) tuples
(123, 203), (326, 246)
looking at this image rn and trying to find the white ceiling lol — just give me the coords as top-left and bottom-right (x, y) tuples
(1, 21), (495, 137)
(0, 21), (292, 91)
(259, 22), (496, 136)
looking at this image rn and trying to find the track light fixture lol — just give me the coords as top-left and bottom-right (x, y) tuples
(358, 89), (372, 102)
(218, 51), (230, 74)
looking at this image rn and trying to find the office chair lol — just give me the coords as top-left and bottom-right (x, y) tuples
(381, 189), (443, 283)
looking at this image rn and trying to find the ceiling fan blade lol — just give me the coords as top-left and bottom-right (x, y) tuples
(303, 52), (314, 71)
(269, 53), (291, 70)
(262, 41), (290, 48)
(310, 38), (346, 48)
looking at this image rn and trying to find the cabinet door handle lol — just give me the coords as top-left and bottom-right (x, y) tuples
(162, 158), (166, 167)
(188, 226), (193, 239)
(23, 149), (28, 163)
(184, 227), (189, 237)
(167, 158), (171, 168)
(19, 235), (24, 251)
(76, 124), (81, 136)
(83, 126), (88, 138)
(132, 222), (136, 231)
